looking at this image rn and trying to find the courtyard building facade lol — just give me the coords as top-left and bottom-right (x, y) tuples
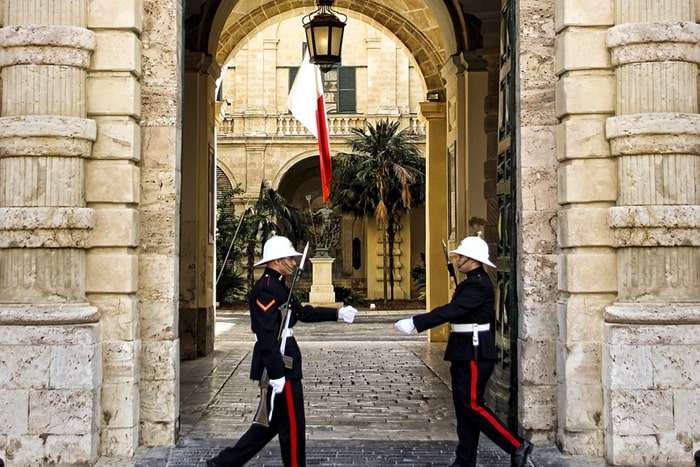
(0, 0), (697, 465)
(214, 13), (427, 305)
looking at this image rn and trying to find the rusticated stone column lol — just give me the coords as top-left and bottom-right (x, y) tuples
(0, 1), (100, 465)
(603, 1), (700, 464)
(138, 0), (182, 447)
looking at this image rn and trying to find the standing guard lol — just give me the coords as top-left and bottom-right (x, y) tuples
(394, 236), (533, 467)
(207, 235), (358, 467)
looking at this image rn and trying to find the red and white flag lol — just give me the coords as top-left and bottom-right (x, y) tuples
(288, 52), (332, 202)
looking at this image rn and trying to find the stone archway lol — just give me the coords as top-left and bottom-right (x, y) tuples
(213, 1), (448, 93)
(177, 0), (471, 449)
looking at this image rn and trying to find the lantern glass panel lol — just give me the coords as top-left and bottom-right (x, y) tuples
(305, 28), (314, 56)
(313, 25), (330, 56)
(330, 26), (343, 57)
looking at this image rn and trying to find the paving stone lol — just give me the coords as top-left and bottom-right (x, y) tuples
(127, 310), (603, 466)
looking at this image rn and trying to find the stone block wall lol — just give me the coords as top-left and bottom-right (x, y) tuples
(553, 0), (616, 455)
(603, 320), (700, 464)
(86, 0), (144, 456)
(0, 323), (101, 465)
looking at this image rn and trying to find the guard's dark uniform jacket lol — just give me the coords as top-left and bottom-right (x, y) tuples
(249, 267), (338, 381)
(208, 267), (339, 467)
(410, 265), (524, 466)
(412, 266), (497, 361)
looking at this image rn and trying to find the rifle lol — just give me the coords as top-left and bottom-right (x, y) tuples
(252, 242), (310, 427)
(442, 240), (459, 288)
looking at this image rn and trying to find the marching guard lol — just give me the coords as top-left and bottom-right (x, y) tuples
(207, 235), (357, 467)
(394, 236), (533, 467)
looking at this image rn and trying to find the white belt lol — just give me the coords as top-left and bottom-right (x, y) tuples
(254, 328), (293, 343)
(450, 323), (490, 346)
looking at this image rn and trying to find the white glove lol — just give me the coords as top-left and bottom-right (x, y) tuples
(338, 305), (358, 323)
(394, 317), (417, 335)
(269, 376), (286, 394)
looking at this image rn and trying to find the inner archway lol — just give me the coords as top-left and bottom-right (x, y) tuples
(173, 0), (518, 453)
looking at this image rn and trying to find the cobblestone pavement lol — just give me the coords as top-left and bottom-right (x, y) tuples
(119, 310), (604, 467)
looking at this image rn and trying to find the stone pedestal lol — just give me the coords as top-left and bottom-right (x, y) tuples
(309, 257), (340, 307)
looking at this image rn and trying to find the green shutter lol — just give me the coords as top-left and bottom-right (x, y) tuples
(338, 67), (356, 113)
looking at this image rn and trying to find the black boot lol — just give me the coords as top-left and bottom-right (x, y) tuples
(511, 440), (533, 467)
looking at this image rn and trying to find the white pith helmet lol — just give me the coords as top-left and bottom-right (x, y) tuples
(254, 235), (302, 267)
(450, 236), (496, 268)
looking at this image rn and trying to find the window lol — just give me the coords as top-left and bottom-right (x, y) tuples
(288, 41), (356, 114)
(322, 67), (356, 113)
(336, 67), (356, 113)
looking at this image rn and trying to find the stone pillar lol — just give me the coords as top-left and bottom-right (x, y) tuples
(517, 0), (560, 444)
(365, 37), (382, 115)
(603, 1), (700, 464)
(245, 142), (266, 196)
(419, 101), (449, 342)
(180, 52), (218, 361)
(0, 1), (100, 464)
(262, 39), (278, 115)
(555, 0), (616, 454)
(309, 257), (339, 306)
(441, 55), (467, 244)
(138, 0), (182, 447)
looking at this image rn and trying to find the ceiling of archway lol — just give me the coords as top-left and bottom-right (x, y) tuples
(215, 0), (449, 92)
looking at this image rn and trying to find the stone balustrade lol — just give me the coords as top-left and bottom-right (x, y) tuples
(218, 113), (426, 137)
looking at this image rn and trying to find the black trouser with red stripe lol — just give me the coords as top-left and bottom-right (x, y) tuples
(450, 359), (523, 467)
(209, 379), (305, 467)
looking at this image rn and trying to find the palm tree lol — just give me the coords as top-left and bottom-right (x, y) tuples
(241, 181), (304, 290)
(332, 119), (425, 300)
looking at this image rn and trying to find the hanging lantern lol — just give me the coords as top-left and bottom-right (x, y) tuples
(303, 0), (347, 73)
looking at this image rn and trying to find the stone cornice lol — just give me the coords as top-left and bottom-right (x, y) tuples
(608, 206), (700, 247)
(419, 101), (446, 120)
(0, 207), (94, 230)
(0, 304), (99, 325)
(0, 207), (94, 248)
(0, 116), (97, 158)
(0, 25), (95, 68)
(605, 303), (700, 324)
(0, 115), (97, 140)
(607, 21), (700, 65)
(609, 206), (700, 229)
(606, 113), (700, 155)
